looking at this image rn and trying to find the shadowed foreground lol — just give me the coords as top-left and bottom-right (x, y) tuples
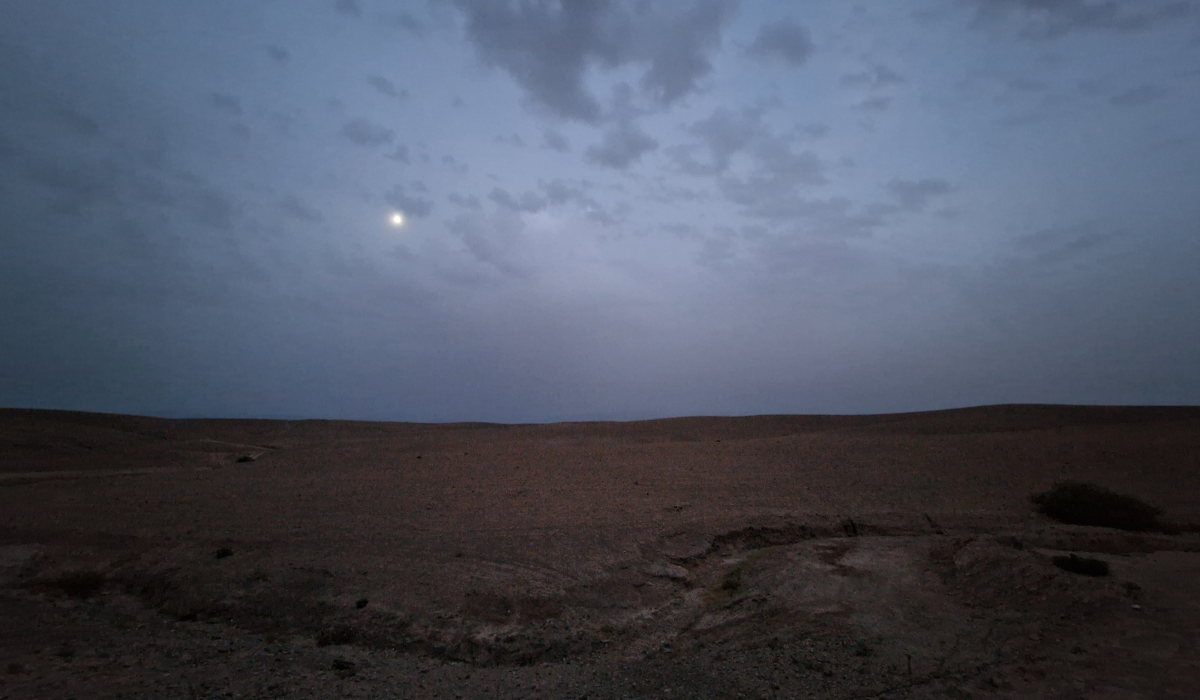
(2, 404), (1199, 698)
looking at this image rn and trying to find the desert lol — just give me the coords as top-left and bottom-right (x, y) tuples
(2, 404), (1198, 699)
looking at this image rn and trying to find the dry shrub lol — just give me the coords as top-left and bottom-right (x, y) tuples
(1031, 481), (1162, 532)
(38, 571), (105, 599)
(1052, 554), (1110, 577)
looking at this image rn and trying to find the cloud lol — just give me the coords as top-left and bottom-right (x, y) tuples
(678, 106), (764, 174)
(886, 178), (953, 211)
(967, 0), (1193, 40)
(24, 159), (120, 216)
(720, 148), (825, 203)
(1005, 76), (1046, 92)
(1109, 84), (1166, 106)
(388, 11), (426, 35)
(280, 194), (325, 223)
(542, 129), (570, 151)
(441, 155), (469, 175)
(335, 0), (362, 18)
(584, 121), (659, 169)
(745, 17), (814, 66)
(454, 0), (735, 122)
(489, 187), (547, 213)
(447, 209), (529, 278)
(667, 107), (846, 226)
(840, 65), (905, 90)
(495, 133), (525, 147)
(638, 0), (733, 106)
(448, 192), (482, 209)
(854, 95), (892, 111)
(341, 118), (395, 146)
(385, 144), (410, 164)
(367, 75), (408, 99)
(209, 93), (243, 116)
(266, 45), (290, 62)
(53, 106), (101, 138)
(1011, 221), (1117, 265)
(186, 187), (239, 230)
(384, 184), (434, 218)
(540, 178), (595, 206)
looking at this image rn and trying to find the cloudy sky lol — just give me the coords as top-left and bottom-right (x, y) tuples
(2, 0), (1198, 422)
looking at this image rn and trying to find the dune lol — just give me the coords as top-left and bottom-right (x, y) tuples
(1, 404), (1198, 698)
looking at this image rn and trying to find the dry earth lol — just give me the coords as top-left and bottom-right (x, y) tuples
(1, 404), (1199, 699)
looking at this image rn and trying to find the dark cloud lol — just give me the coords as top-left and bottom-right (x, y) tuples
(186, 187), (239, 230)
(543, 129), (570, 151)
(968, 0), (1193, 40)
(585, 121), (659, 169)
(388, 11), (426, 35)
(717, 141), (828, 217)
(335, 0), (362, 18)
(442, 155), (469, 175)
(745, 17), (814, 66)
(280, 194), (325, 223)
(454, 0), (735, 122)
(886, 178), (953, 211)
(744, 197), (894, 237)
(266, 45), (290, 62)
(1006, 76), (1046, 92)
(54, 106), (101, 137)
(447, 209), (529, 278)
(341, 118), (395, 146)
(1011, 222), (1116, 265)
(209, 93), (243, 116)
(802, 124), (830, 138)
(0, 131), (16, 160)
(25, 159), (119, 216)
(448, 192), (482, 209)
(644, 178), (709, 204)
(384, 184), (433, 217)
(854, 95), (892, 111)
(367, 74), (408, 99)
(385, 144), (410, 164)
(489, 187), (547, 213)
(638, 0), (733, 106)
(840, 65), (904, 90)
(676, 107), (764, 174)
(1109, 84), (1166, 106)
(540, 178), (595, 206)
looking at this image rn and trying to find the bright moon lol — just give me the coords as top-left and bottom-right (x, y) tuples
(389, 212), (404, 227)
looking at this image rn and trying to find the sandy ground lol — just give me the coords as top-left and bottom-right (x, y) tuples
(1, 404), (1198, 699)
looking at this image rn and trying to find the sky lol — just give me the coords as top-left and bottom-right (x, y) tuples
(1, 0), (1199, 423)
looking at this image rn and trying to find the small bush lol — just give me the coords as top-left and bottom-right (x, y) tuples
(316, 624), (357, 647)
(331, 658), (357, 677)
(1052, 554), (1110, 577)
(42, 571), (105, 599)
(1031, 481), (1162, 531)
(215, 548), (234, 559)
(720, 568), (742, 592)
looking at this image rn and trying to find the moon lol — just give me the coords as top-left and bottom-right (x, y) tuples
(389, 212), (405, 227)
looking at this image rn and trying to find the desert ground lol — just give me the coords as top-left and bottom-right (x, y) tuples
(1, 404), (1198, 699)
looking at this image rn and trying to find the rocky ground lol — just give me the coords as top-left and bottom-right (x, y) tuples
(2, 405), (1198, 699)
